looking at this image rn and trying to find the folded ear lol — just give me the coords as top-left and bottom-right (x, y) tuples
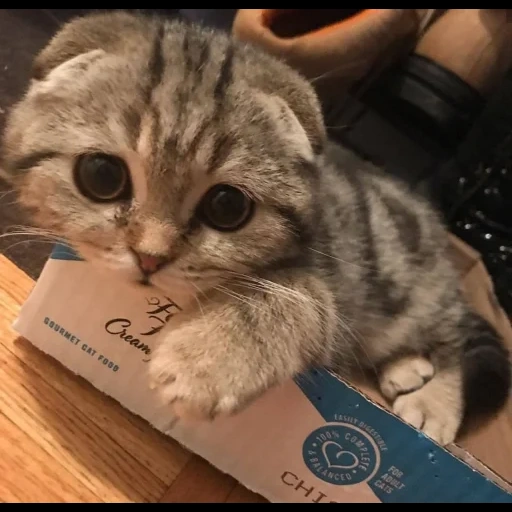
(33, 10), (153, 80)
(241, 46), (327, 155)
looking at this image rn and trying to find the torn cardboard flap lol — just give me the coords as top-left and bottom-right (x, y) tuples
(13, 236), (512, 503)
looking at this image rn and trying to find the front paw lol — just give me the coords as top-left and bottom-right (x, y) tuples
(149, 366), (240, 422)
(146, 275), (320, 424)
(148, 343), (263, 423)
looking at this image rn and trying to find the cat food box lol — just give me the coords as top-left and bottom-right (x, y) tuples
(13, 237), (512, 503)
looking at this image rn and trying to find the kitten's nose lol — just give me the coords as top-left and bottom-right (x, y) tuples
(134, 252), (168, 275)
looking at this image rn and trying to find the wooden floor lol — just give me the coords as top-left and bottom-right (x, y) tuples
(0, 254), (266, 503)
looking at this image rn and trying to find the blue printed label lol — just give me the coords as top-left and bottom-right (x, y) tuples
(50, 243), (83, 261)
(296, 369), (512, 503)
(303, 423), (380, 486)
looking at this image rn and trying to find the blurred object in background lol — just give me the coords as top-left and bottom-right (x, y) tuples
(233, 9), (440, 110)
(359, 9), (512, 167)
(432, 68), (512, 318)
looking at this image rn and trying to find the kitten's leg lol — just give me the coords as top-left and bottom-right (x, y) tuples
(148, 273), (337, 422)
(378, 312), (511, 446)
(390, 366), (463, 446)
(378, 355), (462, 445)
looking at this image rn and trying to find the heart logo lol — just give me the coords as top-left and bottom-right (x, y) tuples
(303, 425), (380, 486)
(322, 441), (360, 470)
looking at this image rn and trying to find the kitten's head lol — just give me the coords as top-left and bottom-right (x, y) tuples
(1, 11), (326, 303)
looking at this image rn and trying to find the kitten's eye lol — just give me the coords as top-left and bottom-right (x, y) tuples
(198, 184), (254, 232)
(73, 153), (131, 203)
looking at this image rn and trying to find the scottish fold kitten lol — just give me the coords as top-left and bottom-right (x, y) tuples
(2, 11), (510, 445)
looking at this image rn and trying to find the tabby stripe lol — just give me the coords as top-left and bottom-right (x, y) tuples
(206, 133), (234, 174)
(276, 205), (313, 248)
(12, 151), (59, 172)
(183, 118), (211, 162)
(150, 104), (163, 163)
(182, 30), (210, 83)
(344, 171), (377, 272)
(181, 29), (191, 62)
(379, 193), (421, 254)
(136, 23), (166, 145)
(344, 171), (409, 316)
(295, 157), (320, 184)
(262, 252), (313, 272)
(148, 23), (165, 92)
(122, 106), (143, 149)
(214, 42), (234, 99)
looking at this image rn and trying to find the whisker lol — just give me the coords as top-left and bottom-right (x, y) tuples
(189, 281), (207, 319)
(238, 280), (368, 373)
(308, 247), (377, 270)
(2, 238), (59, 254)
(225, 271), (375, 372)
(309, 59), (370, 85)
(0, 231), (63, 242)
(324, 123), (351, 132)
(0, 224), (68, 246)
(41, 9), (63, 28)
(0, 199), (25, 208)
(214, 284), (267, 314)
(0, 189), (17, 201)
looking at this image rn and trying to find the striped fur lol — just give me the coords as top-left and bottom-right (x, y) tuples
(1, 11), (510, 445)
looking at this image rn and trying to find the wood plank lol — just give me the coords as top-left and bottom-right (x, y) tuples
(159, 456), (237, 503)
(3, 336), (191, 484)
(0, 412), (100, 503)
(0, 342), (167, 502)
(0, 252), (36, 305)
(226, 484), (268, 503)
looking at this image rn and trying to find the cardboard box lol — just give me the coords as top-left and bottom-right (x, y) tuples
(13, 239), (512, 503)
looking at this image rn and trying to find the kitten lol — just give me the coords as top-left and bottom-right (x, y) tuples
(1, 11), (510, 446)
